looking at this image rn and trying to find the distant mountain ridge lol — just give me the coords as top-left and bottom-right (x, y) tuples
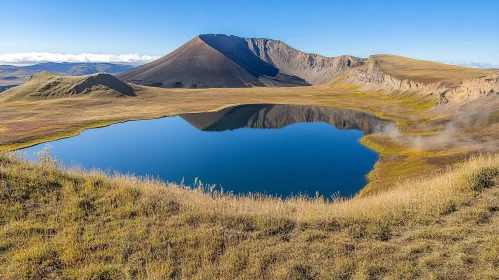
(117, 34), (497, 105)
(20, 62), (134, 76)
(3, 34), (497, 107)
(118, 34), (368, 88)
(0, 62), (135, 92)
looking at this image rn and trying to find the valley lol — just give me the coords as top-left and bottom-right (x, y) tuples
(0, 32), (498, 279)
(1, 77), (497, 194)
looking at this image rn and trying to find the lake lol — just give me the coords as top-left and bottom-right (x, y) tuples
(21, 104), (387, 198)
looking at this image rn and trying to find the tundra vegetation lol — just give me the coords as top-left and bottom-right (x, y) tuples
(0, 151), (498, 279)
(0, 35), (498, 278)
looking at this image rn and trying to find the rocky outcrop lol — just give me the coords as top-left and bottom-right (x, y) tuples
(244, 38), (365, 85)
(437, 73), (499, 105)
(337, 56), (498, 106)
(342, 58), (447, 97)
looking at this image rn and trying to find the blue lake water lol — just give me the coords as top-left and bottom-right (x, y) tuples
(21, 104), (386, 198)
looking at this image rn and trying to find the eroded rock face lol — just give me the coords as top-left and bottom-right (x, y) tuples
(244, 38), (365, 85)
(439, 73), (499, 104)
(337, 57), (499, 107)
(343, 59), (446, 95)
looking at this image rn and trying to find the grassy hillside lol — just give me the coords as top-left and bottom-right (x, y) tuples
(371, 54), (493, 85)
(0, 72), (135, 102)
(0, 151), (498, 279)
(2, 81), (497, 196)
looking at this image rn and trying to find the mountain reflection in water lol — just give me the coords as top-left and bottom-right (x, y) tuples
(181, 104), (388, 134)
(21, 104), (387, 198)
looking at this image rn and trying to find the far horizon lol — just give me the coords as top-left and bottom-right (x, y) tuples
(1, 0), (498, 66)
(0, 61), (147, 67)
(0, 34), (498, 69)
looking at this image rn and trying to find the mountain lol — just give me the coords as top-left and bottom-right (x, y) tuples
(0, 72), (135, 102)
(117, 34), (367, 88)
(118, 35), (310, 88)
(118, 34), (497, 105)
(3, 34), (496, 106)
(0, 62), (135, 92)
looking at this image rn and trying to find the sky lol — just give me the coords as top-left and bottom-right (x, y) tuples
(1, 0), (498, 66)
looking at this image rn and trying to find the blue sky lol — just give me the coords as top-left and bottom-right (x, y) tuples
(1, 0), (498, 65)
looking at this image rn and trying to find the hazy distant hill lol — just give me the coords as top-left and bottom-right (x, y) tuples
(22, 62), (134, 76)
(0, 85), (17, 92)
(0, 62), (135, 92)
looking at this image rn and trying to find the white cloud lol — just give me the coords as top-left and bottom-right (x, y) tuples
(439, 60), (499, 69)
(0, 52), (160, 65)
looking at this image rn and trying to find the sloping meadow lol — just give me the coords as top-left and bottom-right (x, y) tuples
(0, 151), (498, 279)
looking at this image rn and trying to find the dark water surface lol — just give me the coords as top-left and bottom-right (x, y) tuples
(21, 104), (388, 197)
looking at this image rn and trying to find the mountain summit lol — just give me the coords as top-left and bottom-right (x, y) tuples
(117, 34), (497, 105)
(117, 34), (363, 88)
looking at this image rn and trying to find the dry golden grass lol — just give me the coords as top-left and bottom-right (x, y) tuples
(0, 57), (497, 279)
(0, 84), (496, 195)
(0, 151), (498, 279)
(0, 86), (413, 192)
(0, 84), (439, 149)
(372, 54), (493, 84)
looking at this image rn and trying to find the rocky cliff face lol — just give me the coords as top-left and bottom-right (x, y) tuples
(337, 56), (498, 105)
(244, 38), (365, 85)
(437, 73), (499, 105)
(341, 58), (446, 97)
